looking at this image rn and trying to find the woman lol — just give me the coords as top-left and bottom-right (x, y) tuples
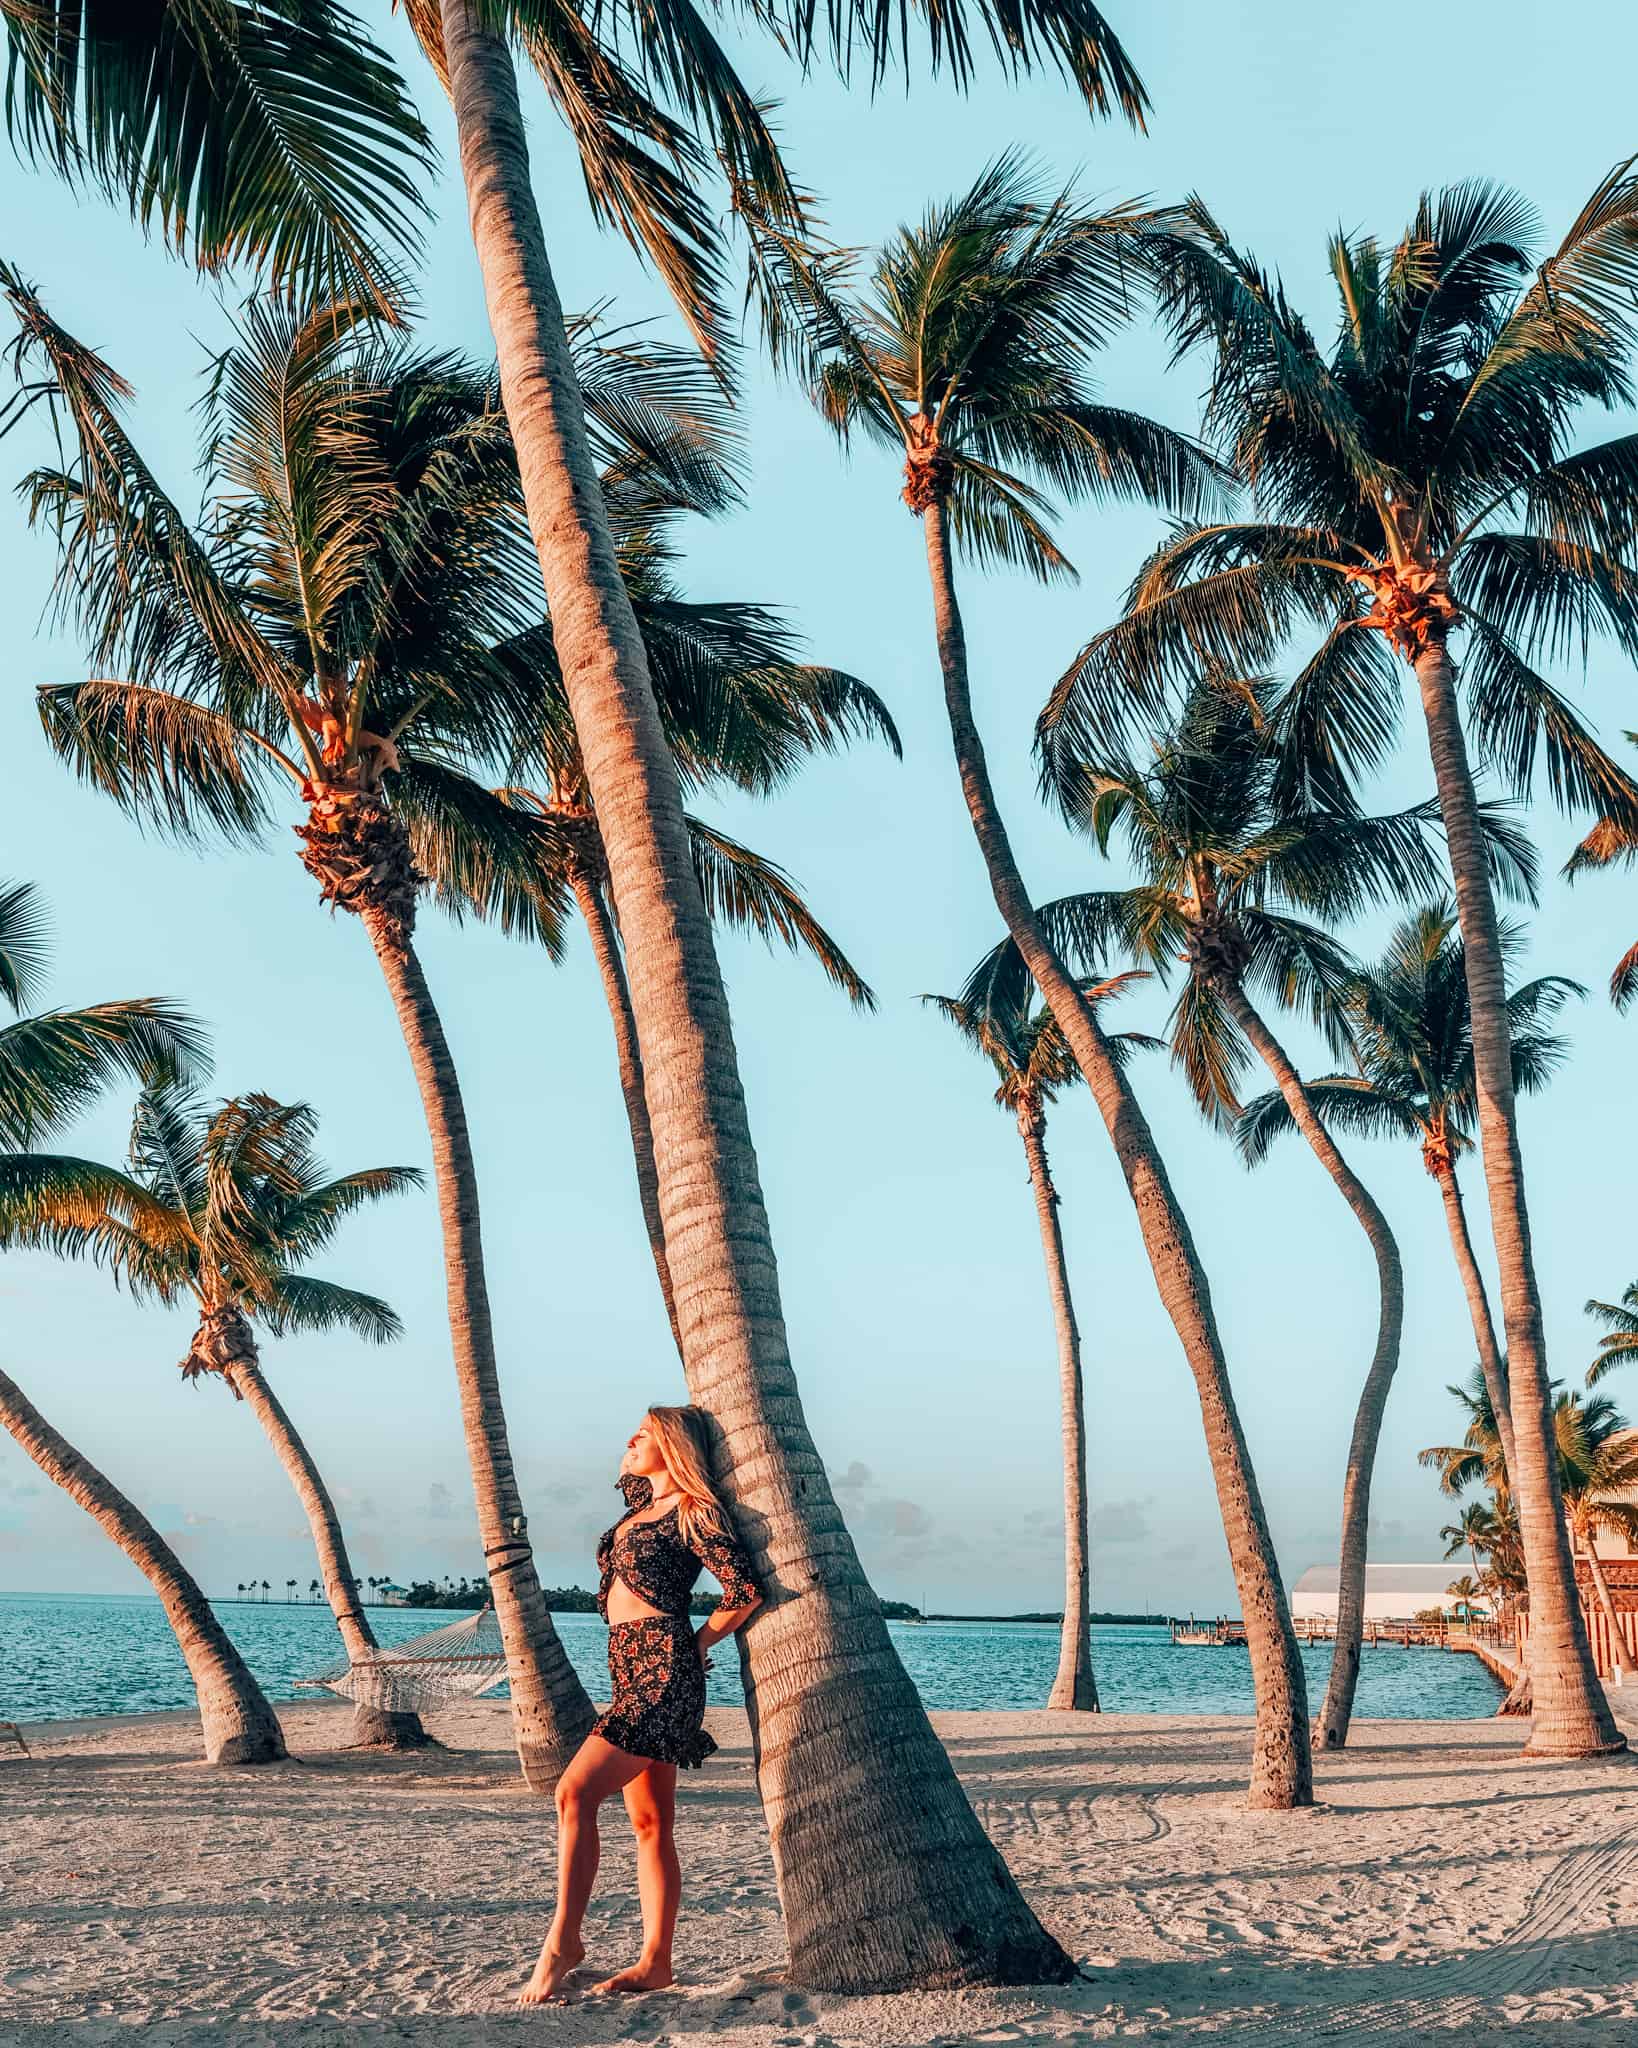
(520, 1405), (763, 2003)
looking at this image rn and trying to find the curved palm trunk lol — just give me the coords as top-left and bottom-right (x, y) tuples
(435, 5), (1075, 1987)
(568, 858), (682, 1353)
(1429, 1156), (1518, 1478)
(919, 500), (1310, 1807)
(1214, 981), (1404, 1751)
(1579, 1529), (1631, 1683)
(0, 1366), (285, 1764)
(1017, 1105), (1099, 1711)
(363, 910), (596, 1786)
(1414, 636), (1621, 1756)
(227, 1349), (430, 1748)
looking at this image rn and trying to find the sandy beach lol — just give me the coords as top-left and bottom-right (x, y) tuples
(4, 1698), (1638, 2046)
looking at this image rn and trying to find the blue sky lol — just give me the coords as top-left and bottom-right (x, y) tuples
(2, 1), (1636, 1616)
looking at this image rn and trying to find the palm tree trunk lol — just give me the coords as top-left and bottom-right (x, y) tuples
(1429, 1156), (1518, 1478)
(1580, 1532), (1631, 1682)
(568, 857), (682, 1352)
(433, 3), (1076, 1986)
(362, 908), (596, 1786)
(1017, 1106), (1099, 1711)
(227, 1352), (430, 1749)
(0, 1366), (285, 1764)
(919, 498), (1311, 1807)
(1214, 980), (1405, 1752)
(1413, 634), (1622, 1756)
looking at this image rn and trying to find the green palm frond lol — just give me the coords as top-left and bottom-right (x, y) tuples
(1587, 1284), (1638, 1386)
(1235, 1076), (1424, 1167)
(0, 0), (433, 308)
(259, 1271), (401, 1343)
(0, 879), (50, 1013)
(0, 998), (209, 1148)
(0, 1150), (193, 1283)
(684, 816), (874, 1008)
(394, 761), (574, 956)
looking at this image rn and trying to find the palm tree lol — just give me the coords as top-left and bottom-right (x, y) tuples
(1046, 174), (1638, 1758)
(747, 163), (1310, 1809)
(1424, 1378), (1638, 1684)
(0, 1), (433, 310)
(1446, 1573), (1485, 1622)
(924, 971), (1155, 1712)
(0, 1366), (287, 1762)
(1556, 1395), (1638, 1683)
(0, 887), (283, 1764)
(990, 674), (1457, 1747)
(412, 0), (1152, 1982)
(1587, 1284), (1638, 1384)
(1442, 1499), (1500, 1592)
(0, 1082), (432, 1748)
(3, 281), (598, 1788)
(1238, 903), (1581, 1484)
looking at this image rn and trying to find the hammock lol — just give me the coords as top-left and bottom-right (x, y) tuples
(294, 1604), (508, 1713)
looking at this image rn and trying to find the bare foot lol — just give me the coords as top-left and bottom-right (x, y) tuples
(591, 1959), (674, 1995)
(518, 1937), (585, 2005)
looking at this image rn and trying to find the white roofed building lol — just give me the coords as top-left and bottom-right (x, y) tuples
(1291, 1563), (1481, 1621)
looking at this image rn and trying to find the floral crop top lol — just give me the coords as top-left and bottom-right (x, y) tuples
(597, 1473), (762, 1622)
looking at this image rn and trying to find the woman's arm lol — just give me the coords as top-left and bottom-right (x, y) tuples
(695, 1592), (762, 1665)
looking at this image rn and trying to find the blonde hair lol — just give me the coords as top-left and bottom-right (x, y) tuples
(645, 1404), (731, 1549)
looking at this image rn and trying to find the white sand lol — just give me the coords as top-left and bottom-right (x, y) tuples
(5, 1698), (1638, 2045)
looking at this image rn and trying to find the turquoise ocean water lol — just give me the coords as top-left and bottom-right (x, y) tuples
(1, 1592), (1503, 1723)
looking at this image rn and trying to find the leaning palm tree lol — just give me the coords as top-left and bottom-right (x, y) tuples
(0, 1082), (430, 1748)
(924, 972), (1155, 1713)
(986, 673), (1460, 1746)
(410, 0), (1152, 1984)
(1238, 902), (1581, 1484)
(3, 280), (598, 1787)
(0, 1), (433, 309)
(1046, 173), (1638, 1757)
(0, 887), (283, 1763)
(1587, 1283), (1638, 1385)
(748, 163), (1312, 1809)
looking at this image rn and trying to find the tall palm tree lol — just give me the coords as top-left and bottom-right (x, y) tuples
(0, 1082), (430, 1748)
(1238, 903), (1581, 1484)
(3, 281), (599, 1787)
(0, 1), (433, 309)
(986, 673), (1461, 1746)
(1045, 173), (1638, 1757)
(0, 887), (283, 1763)
(409, 0), (1152, 1982)
(747, 162), (1312, 1808)
(924, 971), (1155, 1712)
(1587, 1283), (1638, 1384)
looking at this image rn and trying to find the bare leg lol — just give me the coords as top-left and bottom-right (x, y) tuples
(593, 1762), (680, 1993)
(520, 1737), (648, 2005)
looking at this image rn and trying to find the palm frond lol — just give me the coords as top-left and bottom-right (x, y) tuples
(0, 0), (433, 308)
(0, 999), (209, 1148)
(684, 815), (874, 1007)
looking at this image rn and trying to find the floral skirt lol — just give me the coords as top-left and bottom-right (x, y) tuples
(593, 1616), (717, 1769)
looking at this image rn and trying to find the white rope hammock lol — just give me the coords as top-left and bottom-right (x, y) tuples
(295, 1604), (508, 1713)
